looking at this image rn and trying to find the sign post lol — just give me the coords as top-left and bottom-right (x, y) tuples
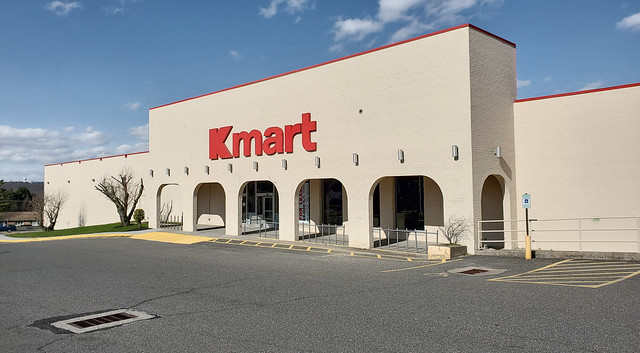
(522, 193), (532, 260)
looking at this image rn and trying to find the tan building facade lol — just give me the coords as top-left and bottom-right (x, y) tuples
(44, 24), (640, 254)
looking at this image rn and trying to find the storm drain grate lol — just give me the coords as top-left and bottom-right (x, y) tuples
(460, 268), (489, 275)
(68, 312), (136, 329)
(52, 309), (154, 334)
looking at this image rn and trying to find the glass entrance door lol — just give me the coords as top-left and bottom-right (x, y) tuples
(263, 195), (274, 222)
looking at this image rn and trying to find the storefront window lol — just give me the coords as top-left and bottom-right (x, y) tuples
(395, 176), (424, 230)
(323, 179), (343, 225)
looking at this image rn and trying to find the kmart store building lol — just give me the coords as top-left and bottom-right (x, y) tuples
(44, 24), (640, 255)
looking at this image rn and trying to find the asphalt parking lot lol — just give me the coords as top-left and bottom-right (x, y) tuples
(1, 236), (638, 352)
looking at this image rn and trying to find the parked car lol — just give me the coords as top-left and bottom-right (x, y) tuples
(0, 225), (17, 232)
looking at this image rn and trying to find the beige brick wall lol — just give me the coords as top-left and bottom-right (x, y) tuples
(514, 85), (640, 219)
(468, 28), (517, 249)
(146, 25), (477, 248)
(44, 153), (151, 229)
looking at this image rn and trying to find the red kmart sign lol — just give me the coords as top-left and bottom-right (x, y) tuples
(209, 113), (317, 159)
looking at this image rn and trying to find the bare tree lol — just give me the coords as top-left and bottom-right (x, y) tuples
(30, 190), (69, 231)
(159, 201), (173, 224)
(439, 215), (471, 244)
(95, 168), (144, 227)
(78, 206), (87, 227)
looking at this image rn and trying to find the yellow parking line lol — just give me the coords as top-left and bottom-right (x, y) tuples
(592, 269), (640, 288)
(538, 267), (640, 273)
(381, 258), (461, 273)
(505, 276), (624, 280)
(489, 259), (640, 288)
(552, 261), (633, 267)
(513, 272), (636, 278)
(553, 263), (640, 271)
(199, 235), (437, 262)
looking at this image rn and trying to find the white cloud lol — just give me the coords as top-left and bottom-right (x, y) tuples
(104, 0), (143, 15)
(616, 12), (640, 32)
(259, 0), (314, 19)
(331, 0), (503, 46)
(259, 0), (282, 18)
(44, 1), (83, 16)
(378, 0), (425, 23)
(124, 101), (141, 111)
(104, 7), (125, 15)
(517, 79), (532, 88)
(0, 125), (110, 166)
(390, 20), (434, 42)
(114, 142), (149, 155)
(0, 123), (150, 181)
(543, 76), (552, 82)
(129, 123), (149, 141)
(334, 17), (384, 41)
(579, 81), (604, 91)
(71, 127), (109, 146)
(229, 50), (243, 61)
(329, 43), (344, 54)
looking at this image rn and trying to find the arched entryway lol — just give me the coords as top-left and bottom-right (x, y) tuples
(370, 176), (444, 250)
(481, 175), (505, 249)
(194, 183), (226, 231)
(157, 183), (182, 229)
(295, 178), (348, 245)
(240, 181), (279, 237)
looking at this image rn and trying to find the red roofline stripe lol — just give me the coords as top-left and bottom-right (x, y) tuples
(44, 151), (149, 167)
(150, 24), (515, 111)
(514, 82), (640, 103)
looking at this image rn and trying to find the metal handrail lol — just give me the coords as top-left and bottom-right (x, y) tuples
(298, 222), (347, 246)
(373, 227), (438, 254)
(477, 216), (640, 253)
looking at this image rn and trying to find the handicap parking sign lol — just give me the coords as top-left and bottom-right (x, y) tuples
(522, 193), (531, 209)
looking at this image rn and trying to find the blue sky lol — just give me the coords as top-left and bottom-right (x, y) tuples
(1, 0), (639, 182)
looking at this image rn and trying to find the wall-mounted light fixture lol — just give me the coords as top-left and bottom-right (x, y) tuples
(165, 168), (170, 176)
(149, 169), (154, 177)
(282, 159), (287, 170)
(184, 166), (189, 175)
(315, 157), (321, 168)
(452, 145), (459, 161)
(253, 161), (258, 171)
(204, 166), (209, 175)
(493, 146), (501, 158)
(227, 164), (233, 173)
(397, 149), (404, 163)
(353, 153), (359, 166)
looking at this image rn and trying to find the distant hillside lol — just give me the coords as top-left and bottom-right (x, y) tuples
(1, 181), (44, 197)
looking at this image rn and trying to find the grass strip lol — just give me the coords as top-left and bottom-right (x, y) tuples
(6, 223), (148, 238)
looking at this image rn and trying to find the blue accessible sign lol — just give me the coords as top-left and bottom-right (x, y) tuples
(522, 193), (531, 209)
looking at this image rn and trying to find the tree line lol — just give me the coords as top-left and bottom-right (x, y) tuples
(0, 181), (34, 212)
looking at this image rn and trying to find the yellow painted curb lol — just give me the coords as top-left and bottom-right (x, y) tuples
(0, 233), (131, 243)
(129, 232), (214, 245)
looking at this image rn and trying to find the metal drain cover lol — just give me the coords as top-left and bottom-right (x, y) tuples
(51, 309), (154, 333)
(460, 268), (488, 275)
(448, 266), (508, 276)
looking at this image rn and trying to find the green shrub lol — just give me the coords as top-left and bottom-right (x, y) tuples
(133, 209), (145, 229)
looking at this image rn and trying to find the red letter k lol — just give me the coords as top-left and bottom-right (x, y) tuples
(209, 126), (233, 159)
